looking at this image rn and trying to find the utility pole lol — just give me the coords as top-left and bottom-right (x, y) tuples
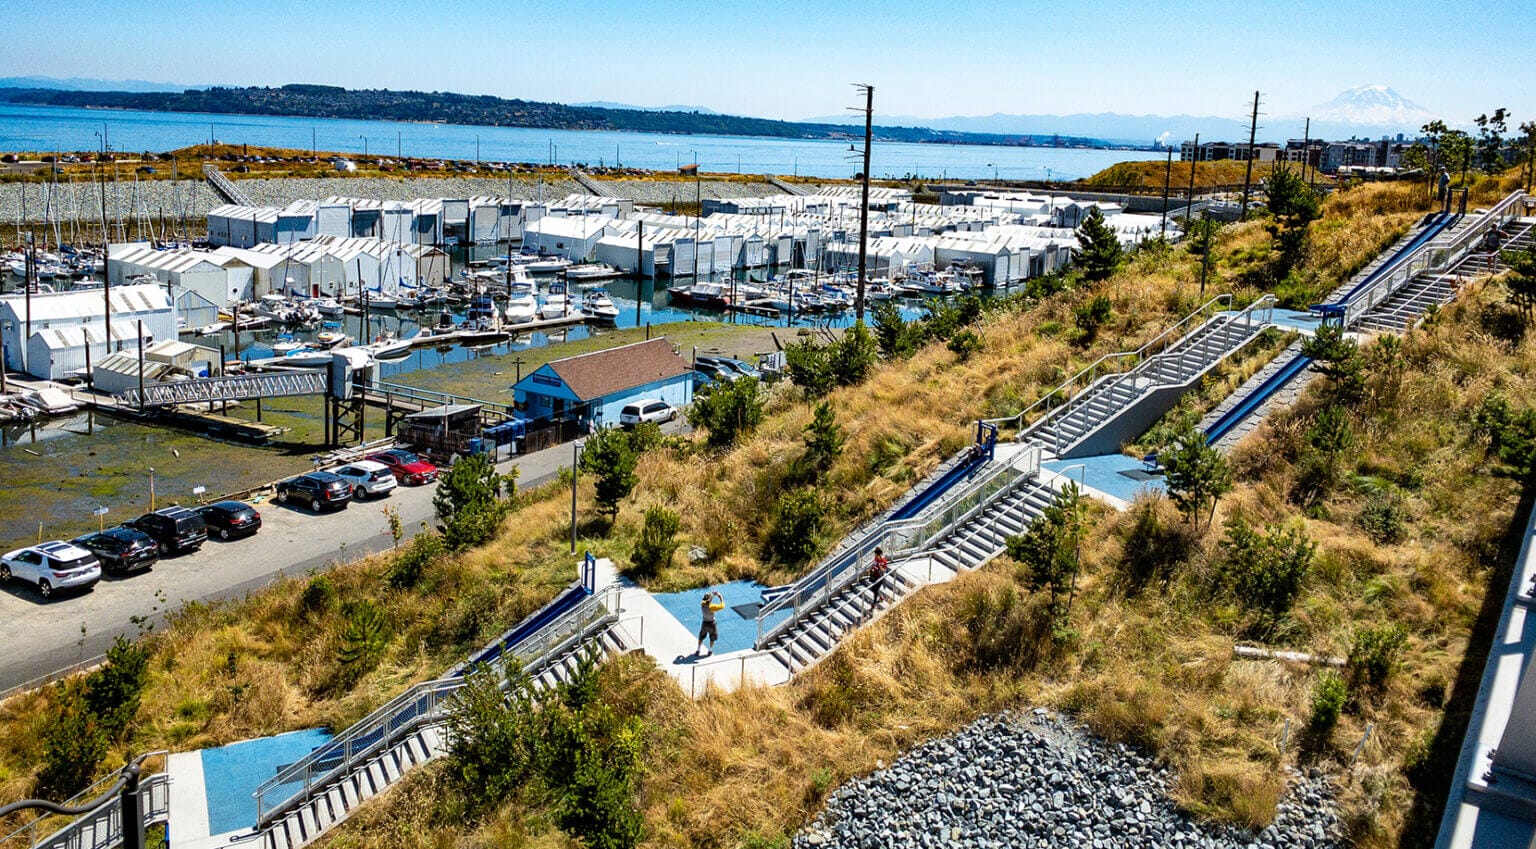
(1160, 145), (1173, 238)
(1240, 91), (1261, 222)
(1300, 117), (1312, 186)
(1186, 133), (1199, 220)
(853, 83), (874, 321)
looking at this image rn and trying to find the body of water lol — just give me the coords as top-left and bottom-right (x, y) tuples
(0, 102), (1157, 182)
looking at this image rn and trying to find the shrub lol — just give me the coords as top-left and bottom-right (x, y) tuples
(1004, 483), (1087, 627)
(1349, 623), (1408, 691)
(300, 574), (337, 613)
(764, 489), (825, 565)
(784, 339), (835, 397)
(688, 377), (764, 449)
(1310, 670), (1348, 733)
(84, 635), (149, 742)
(1216, 515), (1316, 625)
(629, 507), (681, 580)
(386, 530), (445, 590)
(829, 320), (877, 386)
(947, 328), (984, 361)
(444, 662), (539, 814)
(1161, 421), (1233, 531)
(1118, 496), (1197, 592)
(36, 679), (108, 799)
(871, 300), (920, 359)
(1356, 489), (1408, 544)
(1073, 293), (1113, 341)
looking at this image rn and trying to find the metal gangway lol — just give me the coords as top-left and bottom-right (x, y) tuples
(202, 164), (254, 206)
(117, 372), (328, 408)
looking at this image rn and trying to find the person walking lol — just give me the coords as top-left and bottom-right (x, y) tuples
(696, 590), (725, 656)
(865, 547), (891, 621)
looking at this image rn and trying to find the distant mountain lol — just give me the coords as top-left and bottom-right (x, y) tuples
(0, 75), (197, 93)
(1295, 85), (1437, 138)
(802, 110), (1253, 146)
(573, 101), (719, 115)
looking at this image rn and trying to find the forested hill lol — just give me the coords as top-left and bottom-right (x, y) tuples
(0, 83), (1127, 149)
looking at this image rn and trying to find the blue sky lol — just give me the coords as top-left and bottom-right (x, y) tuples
(5, 0), (1531, 125)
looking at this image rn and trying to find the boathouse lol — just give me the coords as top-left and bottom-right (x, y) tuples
(0, 284), (175, 379)
(512, 337), (694, 429)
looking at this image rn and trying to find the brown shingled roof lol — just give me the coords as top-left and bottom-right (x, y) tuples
(547, 337), (692, 401)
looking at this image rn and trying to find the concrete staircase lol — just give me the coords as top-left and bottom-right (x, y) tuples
(759, 474), (1057, 675)
(255, 612), (629, 849)
(1356, 218), (1536, 334)
(1029, 309), (1270, 459)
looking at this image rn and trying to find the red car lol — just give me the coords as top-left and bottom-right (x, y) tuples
(366, 449), (438, 486)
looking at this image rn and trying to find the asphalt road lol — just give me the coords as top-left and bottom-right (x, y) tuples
(0, 440), (581, 695)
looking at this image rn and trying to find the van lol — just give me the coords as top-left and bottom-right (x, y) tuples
(619, 399), (677, 427)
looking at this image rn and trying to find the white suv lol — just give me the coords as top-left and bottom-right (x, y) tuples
(619, 399), (677, 427)
(1, 541), (102, 599)
(331, 459), (399, 500)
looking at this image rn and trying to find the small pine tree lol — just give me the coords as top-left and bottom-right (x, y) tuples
(1005, 483), (1087, 628)
(1075, 207), (1123, 282)
(1160, 422), (1232, 531)
(947, 329), (984, 361)
(764, 489), (825, 565)
(829, 320), (877, 387)
(871, 300), (919, 359)
(1301, 325), (1367, 407)
(84, 635), (149, 742)
(1502, 246), (1536, 321)
(433, 453), (515, 550)
(784, 338), (836, 398)
(802, 401), (845, 476)
(337, 600), (389, 684)
(36, 679), (109, 799)
(580, 426), (640, 520)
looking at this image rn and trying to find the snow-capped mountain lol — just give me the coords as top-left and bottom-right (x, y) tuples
(1308, 85), (1435, 130)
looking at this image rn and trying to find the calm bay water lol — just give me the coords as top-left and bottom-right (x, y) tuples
(0, 102), (1157, 182)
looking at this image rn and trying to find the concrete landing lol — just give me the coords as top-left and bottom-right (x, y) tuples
(167, 727), (333, 849)
(1041, 454), (1164, 509)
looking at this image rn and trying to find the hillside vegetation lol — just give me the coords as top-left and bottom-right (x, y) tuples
(2, 172), (1529, 849)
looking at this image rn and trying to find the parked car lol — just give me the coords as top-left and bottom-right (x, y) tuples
(71, 527), (158, 575)
(125, 506), (208, 556)
(196, 500), (263, 541)
(692, 359), (740, 383)
(694, 355), (759, 381)
(276, 472), (353, 512)
(1, 541), (102, 598)
(365, 449), (438, 486)
(619, 399), (677, 427)
(331, 460), (398, 500)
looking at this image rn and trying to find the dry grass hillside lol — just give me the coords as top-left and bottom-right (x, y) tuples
(3, 173), (1530, 849)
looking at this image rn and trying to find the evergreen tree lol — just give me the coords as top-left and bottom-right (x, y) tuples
(579, 426), (640, 519)
(871, 299), (919, 359)
(1502, 246), (1536, 321)
(1262, 162), (1321, 277)
(1075, 206), (1123, 281)
(1160, 422), (1232, 531)
(687, 377), (763, 449)
(1004, 483), (1087, 627)
(1301, 324), (1367, 407)
(433, 453), (516, 550)
(801, 401), (845, 476)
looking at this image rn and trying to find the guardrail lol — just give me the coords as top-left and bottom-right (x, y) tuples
(754, 444), (1041, 649)
(253, 584), (617, 825)
(1340, 190), (1527, 327)
(6, 753), (170, 849)
(982, 294), (1234, 440)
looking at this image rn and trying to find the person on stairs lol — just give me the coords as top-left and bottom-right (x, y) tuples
(864, 548), (891, 621)
(697, 591), (725, 657)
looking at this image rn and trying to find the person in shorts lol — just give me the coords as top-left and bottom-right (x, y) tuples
(697, 591), (725, 656)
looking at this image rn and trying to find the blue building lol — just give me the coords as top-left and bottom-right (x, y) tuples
(513, 337), (694, 427)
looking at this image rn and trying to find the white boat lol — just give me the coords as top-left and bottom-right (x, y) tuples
(15, 387), (79, 416)
(504, 289), (538, 324)
(524, 256), (572, 274)
(580, 288), (621, 323)
(313, 297), (345, 317)
(409, 325), (468, 347)
(362, 289), (399, 310)
(270, 334), (306, 355)
(195, 321), (230, 337)
(359, 332), (411, 359)
(566, 262), (622, 282)
(315, 330), (351, 348)
(539, 282), (571, 320)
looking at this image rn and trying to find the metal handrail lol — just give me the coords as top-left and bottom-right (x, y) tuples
(1342, 190), (1527, 327)
(5, 753), (169, 849)
(754, 445), (1041, 649)
(983, 294), (1234, 435)
(254, 584), (618, 824)
(1001, 294), (1275, 455)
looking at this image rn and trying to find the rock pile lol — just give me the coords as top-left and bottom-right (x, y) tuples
(794, 712), (1340, 849)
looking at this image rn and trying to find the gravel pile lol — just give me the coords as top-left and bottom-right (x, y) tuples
(794, 712), (1340, 849)
(0, 175), (804, 225)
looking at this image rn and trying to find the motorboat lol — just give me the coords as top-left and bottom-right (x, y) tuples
(270, 333), (306, 355)
(566, 262), (622, 282)
(359, 331), (411, 359)
(539, 282), (571, 320)
(313, 297), (345, 317)
(523, 256), (571, 274)
(15, 386), (80, 416)
(666, 281), (730, 308)
(362, 288), (399, 310)
(580, 288), (621, 324)
(504, 287), (538, 324)
(315, 330), (351, 348)
(409, 325), (468, 347)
